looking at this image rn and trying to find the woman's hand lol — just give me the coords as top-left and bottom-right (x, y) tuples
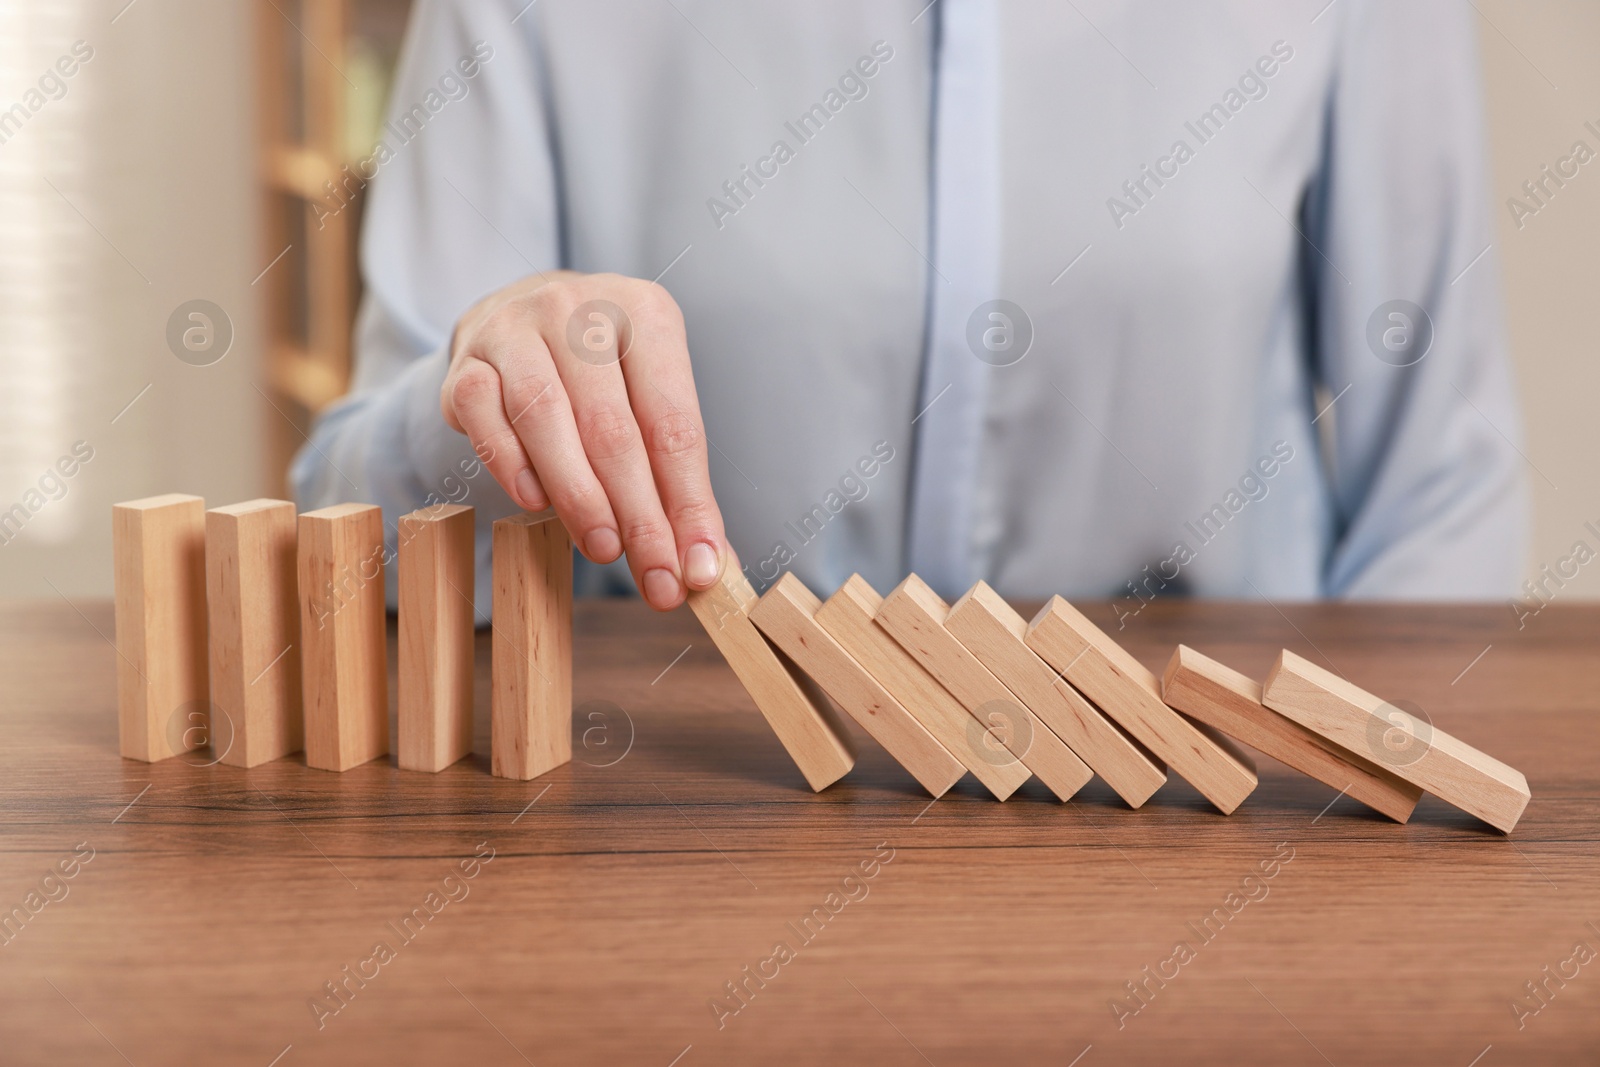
(442, 271), (726, 609)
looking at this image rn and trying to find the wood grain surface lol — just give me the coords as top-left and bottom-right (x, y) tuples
(0, 598), (1595, 1066)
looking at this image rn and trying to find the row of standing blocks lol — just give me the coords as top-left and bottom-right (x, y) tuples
(691, 569), (1533, 834)
(112, 494), (568, 779)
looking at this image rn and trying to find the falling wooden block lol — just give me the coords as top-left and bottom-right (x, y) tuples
(876, 576), (1092, 801)
(948, 582), (1167, 808)
(1162, 645), (1422, 822)
(298, 503), (389, 771)
(398, 504), (475, 772)
(816, 575), (1031, 801)
(751, 573), (964, 797)
(1025, 597), (1257, 814)
(206, 499), (302, 767)
(687, 560), (854, 791)
(490, 512), (573, 781)
(1262, 648), (1530, 832)
(112, 493), (208, 762)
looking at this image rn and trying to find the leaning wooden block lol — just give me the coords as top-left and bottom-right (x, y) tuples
(113, 493), (209, 762)
(1163, 645), (1422, 822)
(491, 512), (573, 781)
(207, 499), (302, 767)
(816, 575), (1031, 801)
(298, 503), (389, 771)
(876, 576), (1092, 801)
(399, 504), (475, 772)
(1025, 597), (1257, 814)
(751, 573), (964, 798)
(948, 582), (1166, 808)
(1262, 649), (1530, 832)
(688, 561), (854, 791)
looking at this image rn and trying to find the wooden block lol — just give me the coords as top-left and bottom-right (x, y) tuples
(815, 575), (1031, 801)
(687, 560), (855, 791)
(1162, 645), (1422, 822)
(398, 504), (475, 772)
(751, 573), (964, 797)
(1025, 597), (1257, 814)
(1262, 648), (1531, 832)
(947, 582), (1167, 808)
(876, 576), (1092, 801)
(206, 499), (302, 767)
(112, 493), (208, 762)
(490, 512), (573, 781)
(298, 503), (389, 771)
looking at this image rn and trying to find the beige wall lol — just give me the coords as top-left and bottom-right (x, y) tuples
(0, 0), (264, 601)
(1481, 0), (1600, 600)
(0, 1), (1594, 602)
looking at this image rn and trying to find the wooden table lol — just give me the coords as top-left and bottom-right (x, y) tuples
(1, 598), (1595, 1065)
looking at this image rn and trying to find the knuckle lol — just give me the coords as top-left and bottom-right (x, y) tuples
(579, 405), (642, 461)
(667, 497), (717, 534)
(646, 410), (703, 459)
(501, 372), (559, 424)
(449, 363), (500, 410)
(548, 476), (605, 521)
(621, 515), (673, 551)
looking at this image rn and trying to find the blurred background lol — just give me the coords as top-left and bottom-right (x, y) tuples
(0, 0), (1594, 602)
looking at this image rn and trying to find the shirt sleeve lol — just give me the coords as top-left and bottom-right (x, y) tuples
(289, 0), (560, 619)
(1306, 0), (1528, 599)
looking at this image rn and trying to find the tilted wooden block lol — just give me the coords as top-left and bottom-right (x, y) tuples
(113, 493), (209, 762)
(399, 504), (475, 772)
(1162, 645), (1422, 823)
(815, 575), (1031, 801)
(751, 573), (964, 798)
(207, 499), (302, 767)
(1262, 649), (1531, 832)
(688, 561), (855, 791)
(1025, 597), (1257, 814)
(298, 503), (389, 771)
(491, 512), (573, 781)
(948, 582), (1166, 808)
(876, 576), (1092, 801)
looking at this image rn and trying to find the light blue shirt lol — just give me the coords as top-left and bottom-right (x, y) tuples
(293, 0), (1527, 623)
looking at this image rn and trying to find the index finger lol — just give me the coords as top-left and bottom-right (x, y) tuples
(611, 284), (728, 590)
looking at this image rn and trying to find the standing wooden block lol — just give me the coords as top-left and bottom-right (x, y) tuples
(399, 504), (475, 772)
(207, 499), (302, 767)
(1025, 597), (1257, 814)
(490, 512), (572, 781)
(751, 574), (964, 797)
(687, 560), (854, 791)
(947, 582), (1167, 808)
(1262, 649), (1531, 832)
(298, 503), (389, 771)
(876, 576), (1092, 801)
(1163, 645), (1422, 823)
(816, 575), (1031, 801)
(112, 493), (208, 762)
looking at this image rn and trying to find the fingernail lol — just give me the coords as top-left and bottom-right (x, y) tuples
(684, 541), (721, 588)
(585, 527), (622, 563)
(515, 470), (543, 510)
(642, 568), (681, 609)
